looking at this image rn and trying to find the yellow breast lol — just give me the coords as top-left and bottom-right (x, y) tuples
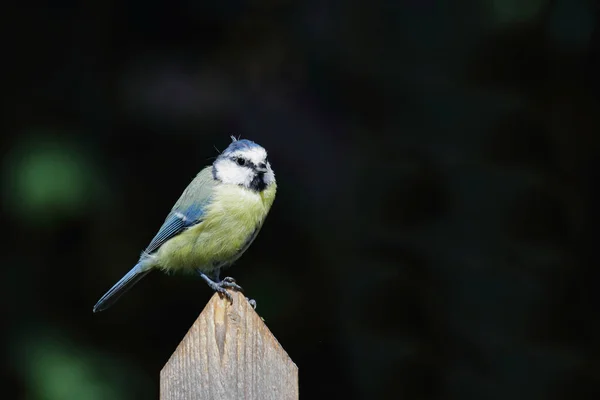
(154, 183), (276, 273)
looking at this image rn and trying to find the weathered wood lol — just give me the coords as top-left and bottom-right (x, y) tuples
(160, 290), (298, 400)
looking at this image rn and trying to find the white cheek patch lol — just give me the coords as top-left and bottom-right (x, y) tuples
(216, 160), (254, 186)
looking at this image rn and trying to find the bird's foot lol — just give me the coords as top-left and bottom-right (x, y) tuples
(199, 273), (243, 304)
(219, 276), (243, 292)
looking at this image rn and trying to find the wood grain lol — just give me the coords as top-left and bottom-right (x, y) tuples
(160, 291), (298, 400)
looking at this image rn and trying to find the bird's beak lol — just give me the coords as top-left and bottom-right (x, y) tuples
(256, 164), (268, 173)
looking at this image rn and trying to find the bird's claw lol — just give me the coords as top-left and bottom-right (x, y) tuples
(215, 286), (234, 303)
(247, 298), (257, 309)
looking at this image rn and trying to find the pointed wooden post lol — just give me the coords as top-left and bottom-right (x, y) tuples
(160, 290), (298, 400)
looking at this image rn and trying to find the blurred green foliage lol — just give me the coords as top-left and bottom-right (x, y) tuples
(3, 134), (109, 226)
(12, 331), (150, 400)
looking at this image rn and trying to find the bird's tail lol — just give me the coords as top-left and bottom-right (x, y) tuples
(93, 263), (151, 313)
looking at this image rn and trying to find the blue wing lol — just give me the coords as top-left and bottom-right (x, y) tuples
(142, 203), (206, 255)
(142, 167), (216, 256)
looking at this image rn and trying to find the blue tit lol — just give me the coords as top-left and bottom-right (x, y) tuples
(93, 136), (277, 312)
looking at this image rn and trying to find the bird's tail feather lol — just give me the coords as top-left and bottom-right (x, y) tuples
(93, 263), (151, 313)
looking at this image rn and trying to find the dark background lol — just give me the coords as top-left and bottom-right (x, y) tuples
(4, 1), (600, 399)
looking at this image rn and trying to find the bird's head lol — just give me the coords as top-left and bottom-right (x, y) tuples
(213, 137), (275, 192)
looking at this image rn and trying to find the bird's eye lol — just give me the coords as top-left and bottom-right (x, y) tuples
(236, 157), (246, 166)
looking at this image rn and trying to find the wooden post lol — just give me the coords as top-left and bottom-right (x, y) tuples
(160, 290), (299, 400)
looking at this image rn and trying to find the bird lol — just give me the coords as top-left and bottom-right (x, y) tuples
(93, 136), (277, 312)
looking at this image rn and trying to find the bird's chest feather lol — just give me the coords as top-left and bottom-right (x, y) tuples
(157, 184), (276, 272)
